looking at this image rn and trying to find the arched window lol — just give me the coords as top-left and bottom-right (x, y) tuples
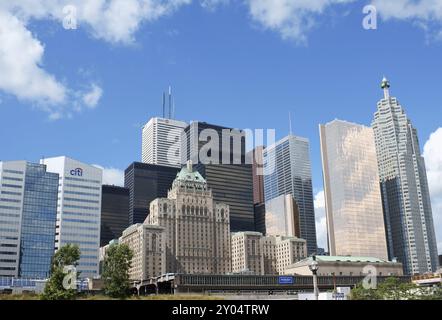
(163, 203), (168, 213)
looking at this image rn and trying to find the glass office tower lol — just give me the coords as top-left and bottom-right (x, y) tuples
(372, 78), (438, 274)
(319, 120), (388, 260)
(264, 194), (300, 238)
(181, 121), (255, 231)
(262, 135), (317, 255)
(100, 185), (129, 246)
(0, 161), (58, 279)
(124, 162), (179, 225)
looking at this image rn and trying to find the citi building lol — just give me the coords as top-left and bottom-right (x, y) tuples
(41, 157), (103, 278)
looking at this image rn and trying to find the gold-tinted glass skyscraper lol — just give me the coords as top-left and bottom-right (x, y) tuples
(320, 120), (388, 260)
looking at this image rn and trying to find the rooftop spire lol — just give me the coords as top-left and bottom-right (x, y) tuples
(381, 76), (390, 99)
(186, 160), (193, 172)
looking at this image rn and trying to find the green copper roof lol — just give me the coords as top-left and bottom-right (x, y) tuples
(175, 164), (206, 184)
(312, 256), (388, 263)
(294, 256), (391, 265)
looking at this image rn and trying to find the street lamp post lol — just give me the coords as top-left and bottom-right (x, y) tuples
(308, 255), (319, 300)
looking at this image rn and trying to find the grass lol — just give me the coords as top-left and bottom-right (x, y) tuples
(0, 293), (40, 300)
(0, 293), (224, 301)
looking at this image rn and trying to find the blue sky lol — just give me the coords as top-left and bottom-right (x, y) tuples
(1, 1), (442, 251)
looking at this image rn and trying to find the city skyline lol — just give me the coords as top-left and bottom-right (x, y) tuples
(1, 2), (442, 254)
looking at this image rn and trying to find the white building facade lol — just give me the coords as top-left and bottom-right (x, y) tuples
(142, 117), (188, 168)
(319, 119), (388, 260)
(42, 157), (102, 278)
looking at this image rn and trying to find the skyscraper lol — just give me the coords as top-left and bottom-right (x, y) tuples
(42, 156), (103, 279)
(0, 161), (58, 279)
(124, 162), (179, 225)
(100, 185), (130, 246)
(262, 135), (317, 255)
(142, 117), (187, 168)
(181, 121), (255, 231)
(319, 120), (388, 260)
(372, 78), (438, 274)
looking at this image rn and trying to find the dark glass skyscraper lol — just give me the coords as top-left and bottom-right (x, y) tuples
(19, 163), (59, 279)
(100, 185), (130, 246)
(124, 162), (180, 225)
(181, 122), (255, 232)
(0, 161), (58, 279)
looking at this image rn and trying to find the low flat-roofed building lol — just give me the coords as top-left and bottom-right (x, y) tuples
(283, 256), (403, 277)
(232, 232), (307, 275)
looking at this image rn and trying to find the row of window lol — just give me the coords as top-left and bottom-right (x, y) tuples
(1, 184), (22, 189)
(3, 169), (24, 175)
(65, 176), (101, 184)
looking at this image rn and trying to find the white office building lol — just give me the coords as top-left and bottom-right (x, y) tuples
(319, 120), (388, 260)
(41, 157), (102, 278)
(142, 117), (188, 168)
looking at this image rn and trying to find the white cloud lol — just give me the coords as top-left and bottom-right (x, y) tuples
(0, 10), (67, 111)
(94, 165), (125, 187)
(82, 84), (103, 108)
(314, 190), (328, 251)
(0, 0), (191, 117)
(1, 0), (192, 44)
(372, 0), (442, 40)
(423, 128), (442, 254)
(200, 0), (229, 11)
(245, 0), (355, 43)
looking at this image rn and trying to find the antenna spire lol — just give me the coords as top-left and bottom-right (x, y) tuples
(168, 85), (172, 119)
(289, 111), (293, 135)
(161, 86), (175, 119)
(162, 92), (166, 118)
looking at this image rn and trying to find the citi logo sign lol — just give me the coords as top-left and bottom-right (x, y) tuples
(70, 168), (83, 177)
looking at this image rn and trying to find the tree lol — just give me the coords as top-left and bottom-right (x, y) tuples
(41, 244), (81, 300)
(350, 276), (441, 300)
(349, 283), (381, 300)
(102, 243), (133, 299)
(376, 277), (419, 300)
